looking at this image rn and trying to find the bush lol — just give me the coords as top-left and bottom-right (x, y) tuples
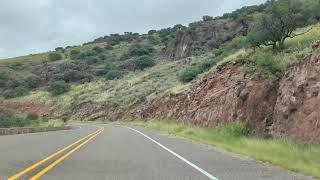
(98, 54), (106, 60)
(84, 56), (99, 64)
(131, 55), (155, 70)
(105, 44), (114, 50)
(217, 122), (249, 138)
(26, 76), (41, 89)
(0, 109), (31, 128)
(177, 60), (216, 83)
(48, 52), (62, 61)
(70, 50), (80, 60)
(105, 70), (123, 80)
(128, 44), (155, 57)
(26, 113), (39, 120)
(63, 69), (85, 82)
(3, 86), (28, 99)
(177, 66), (201, 83)
(48, 81), (70, 95)
(92, 46), (103, 53)
(248, 51), (282, 77)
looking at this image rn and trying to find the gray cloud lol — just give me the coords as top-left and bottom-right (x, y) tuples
(0, 0), (265, 58)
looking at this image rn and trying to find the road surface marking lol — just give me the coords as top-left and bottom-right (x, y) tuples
(8, 127), (102, 180)
(125, 126), (219, 180)
(30, 128), (104, 179)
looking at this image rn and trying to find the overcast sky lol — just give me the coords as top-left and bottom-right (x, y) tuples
(0, 0), (265, 59)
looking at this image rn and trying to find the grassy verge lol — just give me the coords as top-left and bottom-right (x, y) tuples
(120, 119), (320, 179)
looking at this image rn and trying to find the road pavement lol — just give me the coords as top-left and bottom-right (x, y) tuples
(0, 124), (313, 180)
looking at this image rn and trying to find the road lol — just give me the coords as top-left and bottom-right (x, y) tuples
(0, 124), (312, 180)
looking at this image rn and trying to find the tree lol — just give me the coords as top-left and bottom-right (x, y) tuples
(148, 30), (157, 35)
(251, 0), (311, 50)
(55, 47), (64, 52)
(48, 52), (62, 61)
(202, 15), (213, 22)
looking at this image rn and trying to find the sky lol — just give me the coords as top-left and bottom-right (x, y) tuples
(0, 0), (266, 59)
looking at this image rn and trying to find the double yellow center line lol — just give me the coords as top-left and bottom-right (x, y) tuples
(9, 126), (104, 180)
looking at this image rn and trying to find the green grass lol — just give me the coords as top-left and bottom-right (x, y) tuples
(122, 119), (320, 179)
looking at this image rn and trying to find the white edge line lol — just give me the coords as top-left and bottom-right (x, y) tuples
(123, 126), (219, 180)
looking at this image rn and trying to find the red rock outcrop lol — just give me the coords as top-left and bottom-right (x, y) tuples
(271, 43), (320, 142)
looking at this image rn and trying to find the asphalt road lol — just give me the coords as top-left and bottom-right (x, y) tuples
(0, 124), (313, 180)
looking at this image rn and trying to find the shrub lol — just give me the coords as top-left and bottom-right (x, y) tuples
(98, 54), (106, 60)
(3, 86), (28, 99)
(105, 44), (114, 50)
(105, 70), (123, 80)
(70, 50), (80, 60)
(177, 60), (216, 83)
(248, 51), (282, 77)
(131, 55), (155, 70)
(26, 76), (41, 89)
(0, 109), (31, 128)
(177, 66), (201, 83)
(63, 69), (85, 82)
(92, 46), (103, 53)
(128, 44), (155, 57)
(84, 56), (99, 64)
(48, 52), (62, 61)
(26, 113), (39, 120)
(217, 122), (249, 138)
(48, 81), (70, 95)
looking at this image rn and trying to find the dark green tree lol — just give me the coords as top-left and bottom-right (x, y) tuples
(251, 0), (311, 50)
(202, 15), (213, 22)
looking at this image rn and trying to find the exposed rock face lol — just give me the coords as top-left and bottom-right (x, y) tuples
(162, 19), (249, 60)
(139, 60), (278, 135)
(272, 43), (320, 142)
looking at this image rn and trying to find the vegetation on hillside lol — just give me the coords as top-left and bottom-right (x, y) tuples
(0, 110), (40, 128)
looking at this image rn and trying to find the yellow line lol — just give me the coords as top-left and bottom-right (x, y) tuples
(8, 127), (102, 180)
(30, 128), (104, 179)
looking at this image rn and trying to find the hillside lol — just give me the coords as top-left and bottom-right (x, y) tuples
(1, 0), (320, 143)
